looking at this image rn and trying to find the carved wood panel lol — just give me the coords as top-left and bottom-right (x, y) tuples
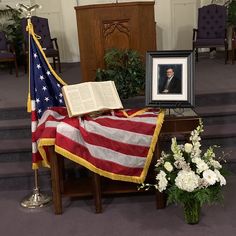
(102, 19), (131, 51)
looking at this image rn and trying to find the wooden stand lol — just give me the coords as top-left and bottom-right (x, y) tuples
(74, 2), (156, 82)
(49, 111), (200, 214)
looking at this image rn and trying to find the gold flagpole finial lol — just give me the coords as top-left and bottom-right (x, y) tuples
(16, 3), (42, 18)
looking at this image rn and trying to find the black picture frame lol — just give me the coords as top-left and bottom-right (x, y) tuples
(145, 50), (195, 108)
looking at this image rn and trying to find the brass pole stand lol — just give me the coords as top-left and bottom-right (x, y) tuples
(16, 3), (51, 209)
(21, 169), (51, 208)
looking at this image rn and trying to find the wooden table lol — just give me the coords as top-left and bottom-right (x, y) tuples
(49, 109), (200, 214)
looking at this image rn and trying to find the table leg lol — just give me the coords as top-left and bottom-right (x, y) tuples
(156, 191), (167, 209)
(92, 172), (102, 213)
(49, 147), (62, 214)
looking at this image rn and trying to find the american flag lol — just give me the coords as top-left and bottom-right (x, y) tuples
(26, 24), (165, 178)
(27, 23), (66, 169)
(36, 107), (165, 183)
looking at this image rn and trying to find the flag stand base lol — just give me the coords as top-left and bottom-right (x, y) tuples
(21, 187), (52, 208)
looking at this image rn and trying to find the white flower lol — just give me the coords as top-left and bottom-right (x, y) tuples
(171, 138), (185, 161)
(204, 147), (216, 159)
(164, 162), (173, 172)
(155, 152), (168, 167)
(192, 157), (201, 164)
(210, 159), (222, 169)
(184, 143), (193, 153)
(174, 160), (191, 171)
(196, 160), (209, 174)
(202, 169), (218, 185)
(156, 170), (168, 192)
(175, 170), (200, 192)
(214, 169), (226, 186)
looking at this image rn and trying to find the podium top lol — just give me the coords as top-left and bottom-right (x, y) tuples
(74, 1), (155, 10)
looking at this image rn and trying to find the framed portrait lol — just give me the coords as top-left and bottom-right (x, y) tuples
(145, 50), (195, 108)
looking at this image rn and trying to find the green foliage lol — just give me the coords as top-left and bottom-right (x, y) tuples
(0, 5), (24, 61)
(167, 184), (223, 207)
(95, 48), (145, 99)
(226, 0), (236, 25)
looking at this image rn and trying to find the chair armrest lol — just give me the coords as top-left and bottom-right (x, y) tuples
(193, 28), (198, 41)
(22, 42), (28, 54)
(51, 38), (59, 50)
(6, 41), (16, 54)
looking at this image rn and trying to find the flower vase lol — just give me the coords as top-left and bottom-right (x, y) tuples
(183, 201), (201, 224)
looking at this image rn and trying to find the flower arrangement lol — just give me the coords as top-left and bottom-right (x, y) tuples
(140, 121), (227, 224)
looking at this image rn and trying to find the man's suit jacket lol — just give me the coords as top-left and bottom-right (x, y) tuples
(158, 76), (182, 94)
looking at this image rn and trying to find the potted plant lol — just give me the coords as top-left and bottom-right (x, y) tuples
(95, 48), (145, 99)
(226, 0), (236, 25)
(139, 121), (227, 224)
(0, 5), (23, 63)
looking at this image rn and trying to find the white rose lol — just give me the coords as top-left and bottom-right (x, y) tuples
(164, 161), (173, 172)
(210, 160), (222, 169)
(196, 160), (209, 174)
(184, 143), (193, 153)
(214, 169), (226, 186)
(202, 169), (218, 185)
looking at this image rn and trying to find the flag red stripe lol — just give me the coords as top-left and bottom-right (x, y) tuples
(56, 133), (143, 176)
(85, 117), (156, 135)
(78, 126), (150, 156)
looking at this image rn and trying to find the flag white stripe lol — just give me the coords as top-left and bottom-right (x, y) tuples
(80, 119), (153, 147)
(38, 109), (66, 126)
(57, 123), (146, 168)
(45, 120), (60, 128)
(32, 121), (37, 132)
(91, 115), (157, 125)
(32, 142), (37, 153)
(31, 100), (36, 111)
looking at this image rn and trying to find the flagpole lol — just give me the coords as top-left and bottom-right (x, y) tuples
(17, 3), (52, 209)
(21, 169), (51, 208)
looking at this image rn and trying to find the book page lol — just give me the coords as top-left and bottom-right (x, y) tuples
(91, 81), (123, 109)
(62, 81), (123, 117)
(62, 83), (96, 116)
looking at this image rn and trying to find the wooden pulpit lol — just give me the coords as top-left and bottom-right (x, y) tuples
(74, 1), (156, 82)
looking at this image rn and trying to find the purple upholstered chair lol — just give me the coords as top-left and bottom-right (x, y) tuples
(0, 31), (18, 77)
(193, 4), (228, 63)
(21, 16), (61, 73)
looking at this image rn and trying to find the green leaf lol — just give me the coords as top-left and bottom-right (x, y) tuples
(95, 48), (145, 99)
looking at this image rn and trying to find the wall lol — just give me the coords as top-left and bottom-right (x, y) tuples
(32, 0), (79, 62)
(155, 0), (171, 50)
(156, 0), (200, 50)
(0, 0), (204, 61)
(60, 0), (80, 62)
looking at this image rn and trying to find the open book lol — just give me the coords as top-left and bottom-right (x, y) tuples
(62, 81), (123, 117)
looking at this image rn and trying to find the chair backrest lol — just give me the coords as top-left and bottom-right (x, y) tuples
(21, 16), (53, 49)
(0, 31), (8, 51)
(197, 4), (227, 39)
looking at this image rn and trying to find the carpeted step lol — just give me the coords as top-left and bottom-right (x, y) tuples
(0, 138), (31, 153)
(0, 118), (31, 139)
(0, 139), (32, 163)
(0, 161), (51, 191)
(202, 123), (236, 139)
(194, 104), (236, 118)
(0, 107), (28, 120)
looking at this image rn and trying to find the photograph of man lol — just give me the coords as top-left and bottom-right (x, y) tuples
(158, 65), (182, 94)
